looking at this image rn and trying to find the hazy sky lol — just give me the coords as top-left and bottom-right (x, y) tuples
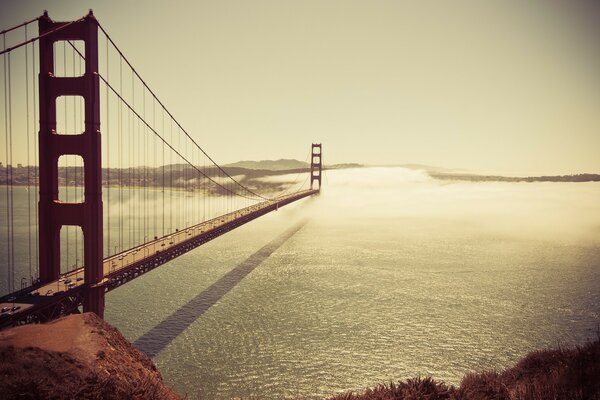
(1, 0), (599, 175)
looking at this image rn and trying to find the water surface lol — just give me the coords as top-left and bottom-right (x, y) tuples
(105, 168), (600, 399)
(3, 167), (599, 399)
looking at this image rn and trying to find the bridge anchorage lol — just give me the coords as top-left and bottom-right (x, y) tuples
(0, 11), (322, 328)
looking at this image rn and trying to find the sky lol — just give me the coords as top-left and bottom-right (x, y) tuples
(1, 0), (600, 175)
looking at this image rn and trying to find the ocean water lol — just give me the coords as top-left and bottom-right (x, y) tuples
(3, 167), (600, 399)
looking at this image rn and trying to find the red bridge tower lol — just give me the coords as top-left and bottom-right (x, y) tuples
(38, 11), (105, 317)
(311, 143), (322, 190)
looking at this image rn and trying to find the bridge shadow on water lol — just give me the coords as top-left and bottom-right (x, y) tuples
(133, 219), (309, 358)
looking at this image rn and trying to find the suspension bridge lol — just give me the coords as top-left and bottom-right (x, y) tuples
(0, 11), (322, 328)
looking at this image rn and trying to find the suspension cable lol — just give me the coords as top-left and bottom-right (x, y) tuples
(278, 150), (312, 195)
(95, 23), (272, 201)
(65, 39), (270, 203)
(65, 19), (312, 211)
(96, 72), (265, 201)
(0, 17), (85, 56)
(0, 16), (40, 36)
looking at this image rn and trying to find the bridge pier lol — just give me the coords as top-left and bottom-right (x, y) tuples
(86, 283), (106, 317)
(38, 11), (105, 317)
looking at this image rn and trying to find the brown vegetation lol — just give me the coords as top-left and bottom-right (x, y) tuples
(330, 337), (600, 400)
(0, 313), (180, 400)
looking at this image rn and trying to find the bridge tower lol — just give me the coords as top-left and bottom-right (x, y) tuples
(310, 143), (322, 190)
(38, 11), (105, 317)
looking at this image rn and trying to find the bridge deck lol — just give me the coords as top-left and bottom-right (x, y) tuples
(0, 189), (318, 327)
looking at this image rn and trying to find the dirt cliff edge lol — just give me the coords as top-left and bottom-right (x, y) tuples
(0, 313), (181, 400)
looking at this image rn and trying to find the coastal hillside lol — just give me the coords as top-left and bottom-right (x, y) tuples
(428, 172), (600, 183)
(224, 158), (308, 171)
(330, 336), (600, 400)
(0, 313), (180, 400)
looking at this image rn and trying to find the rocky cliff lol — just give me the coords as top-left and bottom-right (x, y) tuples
(0, 313), (180, 400)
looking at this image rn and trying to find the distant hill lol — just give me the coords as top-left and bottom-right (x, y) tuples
(399, 164), (462, 173)
(224, 159), (363, 171)
(224, 159), (309, 171)
(0, 160), (363, 188)
(327, 163), (363, 169)
(429, 172), (600, 183)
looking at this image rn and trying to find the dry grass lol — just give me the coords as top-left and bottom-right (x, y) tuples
(332, 377), (454, 400)
(0, 313), (181, 400)
(0, 344), (174, 400)
(330, 337), (600, 400)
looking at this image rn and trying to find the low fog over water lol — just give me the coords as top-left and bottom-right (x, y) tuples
(103, 167), (600, 399)
(297, 167), (600, 244)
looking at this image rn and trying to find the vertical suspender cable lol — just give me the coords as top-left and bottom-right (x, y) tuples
(72, 42), (78, 268)
(106, 34), (110, 256)
(119, 56), (123, 253)
(162, 107), (165, 236)
(197, 147), (200, 223)
(3, 35), (12, 294)
(170, 118), (173, 232)
(203, 151), (206, 222)
(184, 131), (187, 228)
(142, 86), (146, 243)
(76, 45), (82, 277)
(179, 127), (182, 230)
(128, 69), (133, 249)
(176, 127), (179, 231)
(131, 68), (135, 247)
(137, 85), (142, 245)
(32, 38), (39, 280)
(63, 41), (68, 274)
(25, 26), (33, 283)
(136, 83), (140, 245)
(153, 99), (157, 238)
(8, 49), (14, 293)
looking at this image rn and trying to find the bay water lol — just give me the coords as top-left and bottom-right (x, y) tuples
(2, 167), (599, 398)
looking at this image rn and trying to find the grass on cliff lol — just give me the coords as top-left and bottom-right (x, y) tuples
(330, 336), (600, 400)
(0, 313), (180, 400)
(0, 345), (169, 400)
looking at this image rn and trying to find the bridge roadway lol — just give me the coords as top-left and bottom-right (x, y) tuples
(0, 189), (318, 327)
